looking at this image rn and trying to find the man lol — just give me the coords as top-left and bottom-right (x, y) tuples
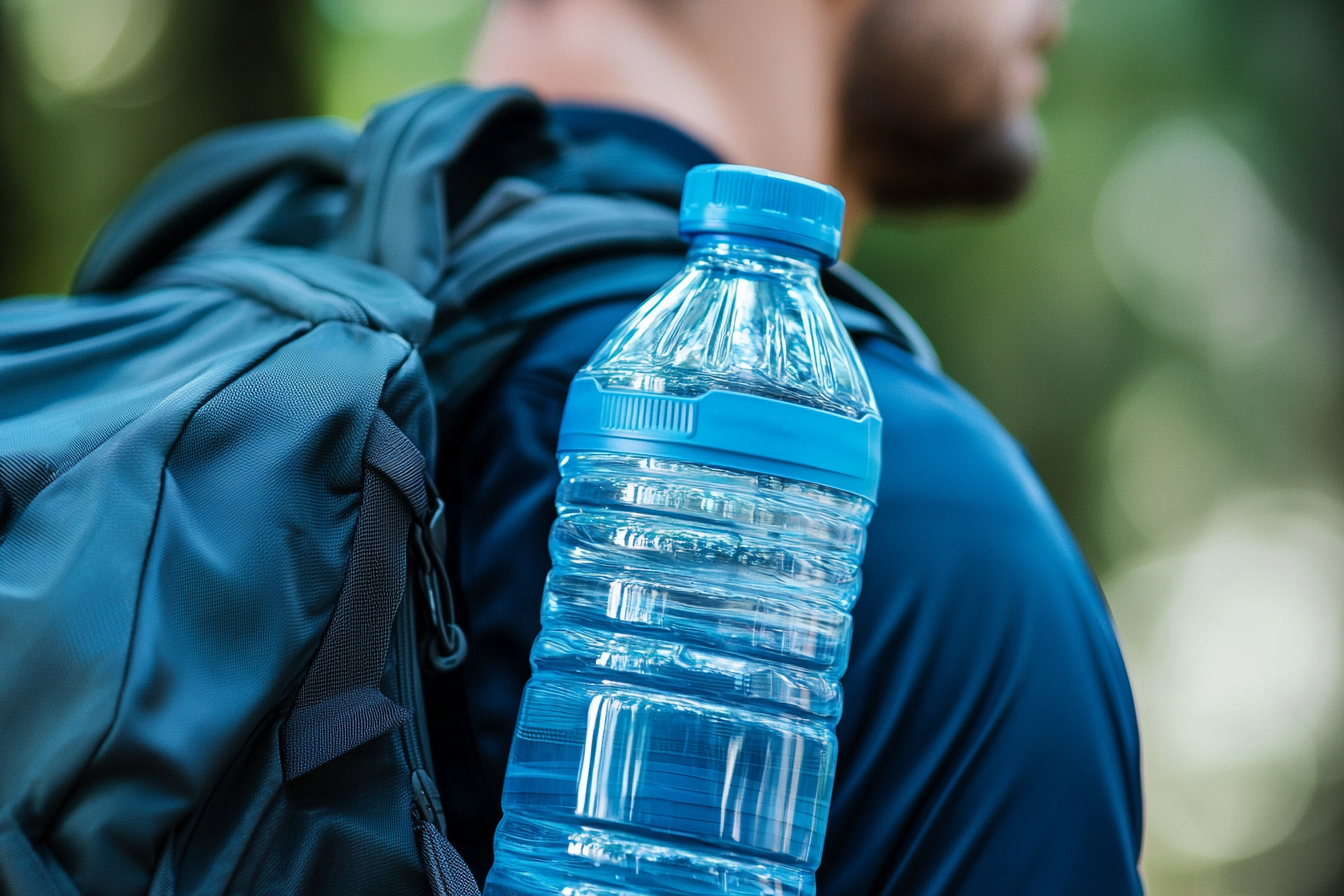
(429, 1), (1144, 894)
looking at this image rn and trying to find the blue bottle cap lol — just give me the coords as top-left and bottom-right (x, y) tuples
(679, 164), (845, 265)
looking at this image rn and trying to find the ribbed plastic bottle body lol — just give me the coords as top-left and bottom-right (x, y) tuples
(486, 237), (879, 896)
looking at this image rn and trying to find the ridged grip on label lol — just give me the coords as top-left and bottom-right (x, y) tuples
(558, 376), (882, 501)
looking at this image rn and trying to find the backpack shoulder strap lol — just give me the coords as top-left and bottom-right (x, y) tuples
(824, 262), (941, 371)
(430, 186), (687, 315)
(73, 117), (355, 294)
(420, 196), (942, 422)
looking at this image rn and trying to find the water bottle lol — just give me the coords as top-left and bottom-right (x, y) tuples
(485, 164), (881, 896)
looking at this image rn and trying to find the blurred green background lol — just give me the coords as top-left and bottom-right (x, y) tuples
(2, 1), (1341, 892)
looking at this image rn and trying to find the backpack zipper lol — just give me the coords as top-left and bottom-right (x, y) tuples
(392, 579), (433, 777)
(395, 542), (481, 895)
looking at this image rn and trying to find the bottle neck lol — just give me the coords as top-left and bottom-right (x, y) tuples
(687, 233), (825, 278)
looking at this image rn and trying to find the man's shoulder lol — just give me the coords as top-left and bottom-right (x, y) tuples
(859, 335), (1065, 538)
(852, 330), (1122, 715)
(832, 324), (1143, 896)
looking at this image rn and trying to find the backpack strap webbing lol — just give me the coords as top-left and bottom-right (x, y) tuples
(279, 410), (428, 781)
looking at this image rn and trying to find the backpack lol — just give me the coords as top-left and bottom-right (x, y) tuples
(0, 83), (935, 896)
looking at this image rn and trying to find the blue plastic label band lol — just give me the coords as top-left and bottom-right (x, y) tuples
(557, 377), (882, 501)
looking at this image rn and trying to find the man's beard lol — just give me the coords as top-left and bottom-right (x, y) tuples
(846, 112), (1042, 209)
(840, 5), (1044, 210)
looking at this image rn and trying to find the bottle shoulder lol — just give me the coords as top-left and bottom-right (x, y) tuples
(582, 252), (879, 421)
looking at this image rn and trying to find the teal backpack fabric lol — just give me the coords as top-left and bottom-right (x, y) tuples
(0, 83), (931, 896)
(0, 238), (474, 896)
(0, 88), (548, 896)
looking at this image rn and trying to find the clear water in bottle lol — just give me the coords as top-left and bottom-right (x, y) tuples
(485, 164), (881, 896)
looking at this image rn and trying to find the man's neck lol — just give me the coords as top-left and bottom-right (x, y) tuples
(468, 0), (859, 210)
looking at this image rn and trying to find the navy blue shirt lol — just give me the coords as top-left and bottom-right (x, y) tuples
(428, 107), (1144, 895)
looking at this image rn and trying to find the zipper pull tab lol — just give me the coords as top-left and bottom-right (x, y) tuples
(411, 768), (446, 833)
(411, 769), (482, 896)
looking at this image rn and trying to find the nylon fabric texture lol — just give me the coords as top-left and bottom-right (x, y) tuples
(415, 816), (483, 896)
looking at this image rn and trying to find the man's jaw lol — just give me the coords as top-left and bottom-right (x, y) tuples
(853, 111), (1043, 211)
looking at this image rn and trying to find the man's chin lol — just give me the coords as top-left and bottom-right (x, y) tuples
(863, 113), (1043, 211)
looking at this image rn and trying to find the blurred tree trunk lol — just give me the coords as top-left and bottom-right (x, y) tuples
(0, 14), (37, 298)
(0, 0), (314, 297)
(165, 0), (314, 131)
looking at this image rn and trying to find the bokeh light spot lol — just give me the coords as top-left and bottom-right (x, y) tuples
(8, 0), (168, 96)
(1094, 118), (1310, 357)
(315, 0), (473, 35)
(1107, 492), (1344, 865)
(1104, 363), (1250, 543)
